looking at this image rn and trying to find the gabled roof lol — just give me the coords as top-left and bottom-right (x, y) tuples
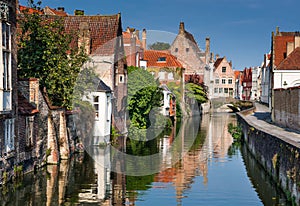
(214, 58), (224, 68)
(44, 6), (68, 16)
(144, 50), (183, 68)
(277, 47), (300, 70)
(97, 79), (112, 92)
(63, 14), (122, 55)
(18, 93), (39, 115)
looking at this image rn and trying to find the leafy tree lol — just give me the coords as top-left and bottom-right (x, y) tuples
(127, 66), (162, 129)
(18, 6), (88, 109)
(185, 83), (208, 104)
(148, 42), (170, 50)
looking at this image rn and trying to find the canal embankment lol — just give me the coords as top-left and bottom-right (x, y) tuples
(237, 102), (300, 205)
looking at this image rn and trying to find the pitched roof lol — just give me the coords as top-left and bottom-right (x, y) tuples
(144, 50), (183, 68)
(18, 93), (39, 115)
(19, 5), (43, 14)
(214, 58), (224, 68)
(277, 47), (300, 70)
(44, 6), (68, 17)
(63, 14), (122, 55)
(97, 79), (112, 92)
(234, 71), (240, 79)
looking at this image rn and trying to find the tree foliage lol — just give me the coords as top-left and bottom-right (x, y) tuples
(148, 42), (171, 50)
(127, 66), (162, 129)
(185, 83), (208, 104)
(17, 8), (88, 109)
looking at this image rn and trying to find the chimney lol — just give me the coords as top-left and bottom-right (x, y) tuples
(215, 54), (220, 60)
(276, 26), (280, 35)
(211, 52), (214, 62)
(135, 29), (140, 40)
(78, 22), (90, 54)
(295, 36), (300, 48)
(57, 7), (65, 12)
(18, 78), (39, 108)
(142, 29), (147, 50)
(126, 27), (130, 33)
(179, 22), (185, 34)
(205, 37), (210, 64)
(287, 42), (294, 57)
(74, 9), (84, 16)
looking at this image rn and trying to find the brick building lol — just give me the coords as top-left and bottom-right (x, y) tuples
(0, 0), (18, 178)
(170, 22), (206, 76)
(241, 67), (252, 100)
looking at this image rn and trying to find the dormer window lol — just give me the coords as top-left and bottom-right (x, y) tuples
(157, 57), (166, 62)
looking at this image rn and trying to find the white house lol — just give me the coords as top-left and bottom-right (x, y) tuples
(160, 85), (176, 118)
(84, 79), (112, 145)
(260, 53), (271, 105)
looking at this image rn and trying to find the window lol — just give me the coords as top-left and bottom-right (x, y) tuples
(93, 95), (100, 120)
(4, 119), (14, 152)
(119, 74), (124, 83)
(186, 48), (189, 52)
(215, 79), (219, 84)
(1, 21), (11, 112)
(175, 48), (178, 52)
(222, 79), (226, 84)
(214, 88), (218, 93)
(157, 57), (166, 62)
(167, 73), (174, 80)
(222, 67), (226, 73)
(158, 72), (165, 80)
(228, 78), (233, 84)
(219, 88), (223, 93)
(26, 116), (34, 147)
(224, 88), (228, 93)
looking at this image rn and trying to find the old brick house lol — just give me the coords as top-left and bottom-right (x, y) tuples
(170, 22), (206, 76)
(63, 13), (127, 134)
(211, 57), (235, 98)
(0, 0), (18, 178)
(241, 67), (252, 100)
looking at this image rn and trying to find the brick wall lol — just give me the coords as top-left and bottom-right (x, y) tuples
(273, 87), (300, 131)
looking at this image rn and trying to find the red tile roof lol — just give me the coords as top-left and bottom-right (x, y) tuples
(144, 50), (183, 68)
(277, 47), (300, 70)
(234, 71), (240, 79)
(63, 14), (122, 55)
(19, 5), (43, 14)
(18, 93), (39, 115)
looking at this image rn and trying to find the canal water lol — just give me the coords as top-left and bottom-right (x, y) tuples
(0, 113), (291, 206)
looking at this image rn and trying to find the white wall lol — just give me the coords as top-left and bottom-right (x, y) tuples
(273, 70), (300, 89)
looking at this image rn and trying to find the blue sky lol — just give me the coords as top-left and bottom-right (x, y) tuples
(19, 0), (300, 70)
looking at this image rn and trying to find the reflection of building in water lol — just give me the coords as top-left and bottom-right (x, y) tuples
(155, 113), (236, 204)
(78, 147), (112, 204)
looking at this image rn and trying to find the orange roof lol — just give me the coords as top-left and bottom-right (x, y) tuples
(19, 5), (43, 14)
(277, 47), (300, 70)
(144, 50), (183, 68)
(234, 70), (240, 79)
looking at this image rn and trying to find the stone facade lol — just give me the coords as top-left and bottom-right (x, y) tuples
(273, 87), (300, 131)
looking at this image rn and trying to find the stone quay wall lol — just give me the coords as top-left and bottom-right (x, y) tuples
(237, 110), (300, 205)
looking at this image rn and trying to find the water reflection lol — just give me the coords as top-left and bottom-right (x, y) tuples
(0, 113), (291, 205)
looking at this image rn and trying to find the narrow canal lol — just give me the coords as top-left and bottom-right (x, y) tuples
(0, 113), (291, 205)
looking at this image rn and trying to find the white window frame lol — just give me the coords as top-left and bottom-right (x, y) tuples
(0, 21), (12, 112)
(4, 118), (14, 153)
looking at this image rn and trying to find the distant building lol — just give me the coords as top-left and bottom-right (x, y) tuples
(170, 22), (206, 75)
(234, 70), (243, 100)
(251, 66), (261, 100)
(211, 57), (235, 98)
(241, 68), (252, 100)
(260, 53), (271, 105)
